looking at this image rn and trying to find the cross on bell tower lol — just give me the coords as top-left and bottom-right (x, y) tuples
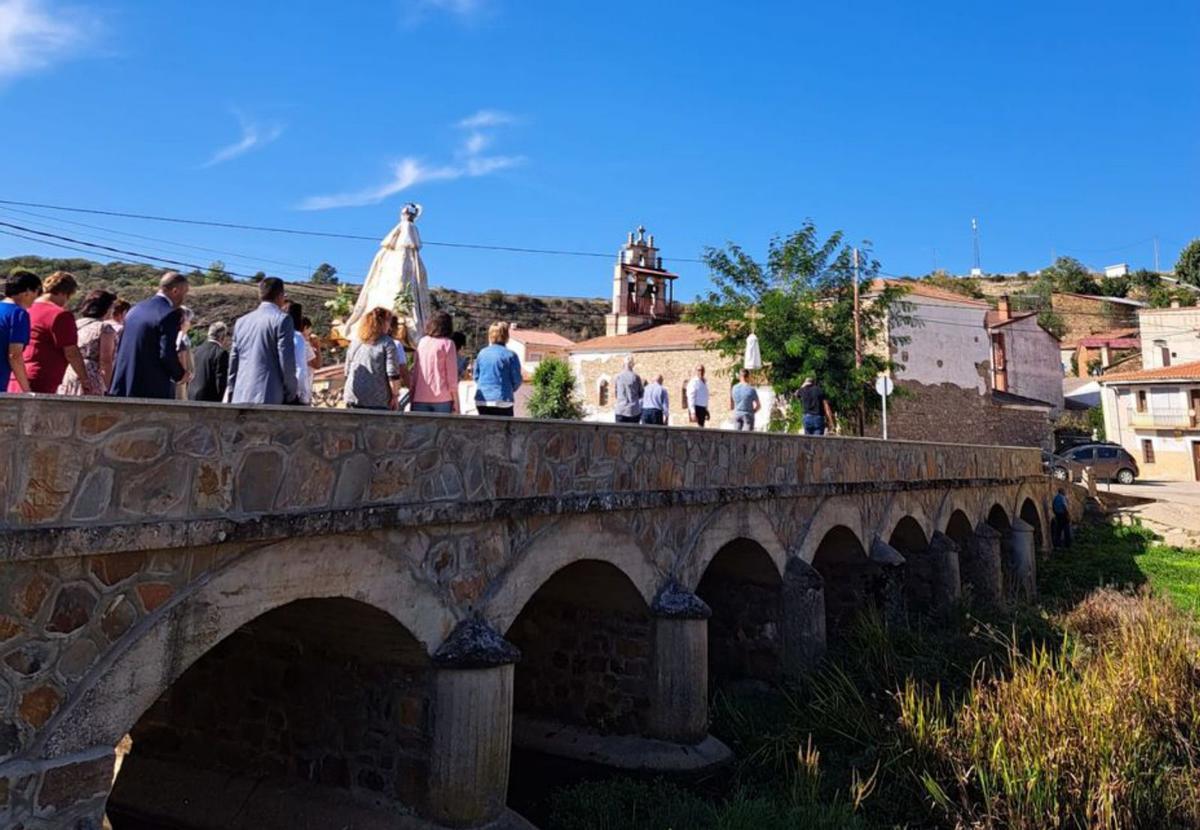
(606, 225), (679, 336)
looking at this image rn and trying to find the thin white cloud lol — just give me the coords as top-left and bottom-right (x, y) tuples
(0, 0), (98, 82)
(403, 0), (493, 26)
(458, 109), (515, 129)
(203, 114), (284, 168)
(298, 110), (523, 210)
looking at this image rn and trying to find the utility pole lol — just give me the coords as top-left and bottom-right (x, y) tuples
(852, 248), (864, 436)
(1154, 236), (1160, 273)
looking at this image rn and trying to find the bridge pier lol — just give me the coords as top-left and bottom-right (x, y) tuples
(647, 585), (710, 744)
(962, 522), (1005, 606)
(428, 620), (523, 829)
(1008, 518), (1038, 602)
(781, 558), (826, 679)
(905, 531), (962, 614)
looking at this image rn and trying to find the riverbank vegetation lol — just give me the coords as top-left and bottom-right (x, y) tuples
(543, 523), (1200, 829)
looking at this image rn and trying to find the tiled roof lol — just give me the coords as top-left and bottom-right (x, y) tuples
(868, 279), (991, 307)
(1074, 327), (1140, 348)
(508, 327), (575, 348)
(1100, 360), (1200, 384)
(571, 323), (712, 353)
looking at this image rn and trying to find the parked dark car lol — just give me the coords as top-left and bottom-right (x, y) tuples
(1052, 443), (1139, 484)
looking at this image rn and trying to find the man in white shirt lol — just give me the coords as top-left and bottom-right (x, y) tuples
(686, 364), (710, 427)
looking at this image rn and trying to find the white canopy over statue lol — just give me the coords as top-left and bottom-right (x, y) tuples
(345, 202), (432, 338)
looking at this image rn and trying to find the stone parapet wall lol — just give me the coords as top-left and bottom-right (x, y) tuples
(0, 397), (1041, 561)
(864, 381), (1053, 449)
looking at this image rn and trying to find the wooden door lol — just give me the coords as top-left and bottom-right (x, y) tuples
(1193, 441), (1200, 482)
(1190, 390), (1200, 428)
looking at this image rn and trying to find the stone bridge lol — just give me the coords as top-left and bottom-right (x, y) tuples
(0, 398), (1049, 829)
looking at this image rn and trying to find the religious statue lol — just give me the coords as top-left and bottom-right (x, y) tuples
(345, 203), (432, 338)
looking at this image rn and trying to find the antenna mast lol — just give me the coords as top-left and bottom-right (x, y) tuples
(971, 218), (982, 276)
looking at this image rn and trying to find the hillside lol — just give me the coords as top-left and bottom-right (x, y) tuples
(0, 256), (609, 354)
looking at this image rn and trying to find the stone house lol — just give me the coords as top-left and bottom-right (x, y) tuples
(1099, 361), (1200, 481)
(1070, 328), (1140, 377)
(1052, 292), (1144, 371)
(863, 282), (1062, 447)
(1138, 305), (1200, 369)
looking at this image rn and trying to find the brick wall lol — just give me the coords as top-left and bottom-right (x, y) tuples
(113, 598), (431, 812)
(865, 381), (1052, 448)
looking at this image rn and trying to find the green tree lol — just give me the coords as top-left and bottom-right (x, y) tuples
(687, 222), (911, 434)
(527, 357), (584, 420)
(251, 270), (267, 283)
(310, 262), (339, 285)
(205, 260), (233, 284)
(1040, 256), (1099, 294)
(1175, 238), (1200, 287)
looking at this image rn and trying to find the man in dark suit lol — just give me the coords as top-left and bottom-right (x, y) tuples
(188, 321), (230, 402)
(108, 272), (189, 399)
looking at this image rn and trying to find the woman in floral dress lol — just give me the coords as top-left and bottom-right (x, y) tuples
(59, 289), (117, 396)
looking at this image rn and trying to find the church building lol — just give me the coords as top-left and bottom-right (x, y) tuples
(570, 228), (755, 427)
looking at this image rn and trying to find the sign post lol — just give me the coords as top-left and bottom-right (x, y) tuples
(874, 375), (894, 440)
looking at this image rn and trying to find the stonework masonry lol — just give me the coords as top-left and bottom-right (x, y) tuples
(865, 380), (1054, 448)
(0, 397), (1051, 829)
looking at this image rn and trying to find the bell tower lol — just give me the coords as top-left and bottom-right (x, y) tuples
(606, 225), (679, 336)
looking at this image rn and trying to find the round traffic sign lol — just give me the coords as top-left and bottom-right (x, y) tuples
(875, 375), (894, 397)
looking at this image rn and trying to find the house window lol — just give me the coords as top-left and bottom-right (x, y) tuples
(1136, 390), (1147, 413)
(598, 378), (610, 406)
(1142, 439), (1155, 464)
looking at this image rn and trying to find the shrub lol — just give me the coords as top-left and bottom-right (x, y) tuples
(527, 357), (585, 420)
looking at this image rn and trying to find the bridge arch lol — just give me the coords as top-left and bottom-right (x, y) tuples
(807, 523), (878, 637)
(39, 535), (453, 759)
(694, 536), (784, 684)
(944, 509), (974, 550)
(986, 502), (1011, 533)
(681, 502), (787, 591)
(797, 498), (866, 565)
(483, 518), (658, 633)
(1019, 497), (1046, 553)
(934, 489), (980, 541)
(108, 596), (433, 824)
(878, 494), (934, 551)
(505, 558), (653, 736)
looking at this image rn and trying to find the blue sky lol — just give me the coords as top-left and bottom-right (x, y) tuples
(1, 0), (1197, 300)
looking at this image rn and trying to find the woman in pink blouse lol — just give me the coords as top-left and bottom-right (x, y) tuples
(410, 311), (459, 414)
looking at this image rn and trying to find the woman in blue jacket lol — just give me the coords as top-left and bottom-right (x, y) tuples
(473, 321), (523, 416)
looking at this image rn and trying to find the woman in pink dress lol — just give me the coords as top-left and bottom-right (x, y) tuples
(410, 311), (459, 414)
(59, 289), (117, 396)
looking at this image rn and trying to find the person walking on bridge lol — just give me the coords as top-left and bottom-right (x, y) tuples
(799, 377), (835, 435)
(224, 277), (298, 406)
(109, 272), (189, 399)
(640, 373), (669, 425)
(730, 368), (761, 431)
(614, 355), (643, 424)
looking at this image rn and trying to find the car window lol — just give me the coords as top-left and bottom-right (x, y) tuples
(1069, 448), (1094, 461)
(1097, 447), (1118, 459)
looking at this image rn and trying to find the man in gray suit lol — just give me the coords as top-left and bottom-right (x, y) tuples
(225, 277), (298, 405)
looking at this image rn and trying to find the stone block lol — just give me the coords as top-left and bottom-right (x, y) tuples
(120, 460), (187, 517)
(88, 552), (144, 587)
(332, 454), (371, 508)
(18, 683), (62, 728)
(237, 449), (285, 513)
(0, 615), (22, 643)
(99, 595), (137, 642)
(15, 572), (53, 621)
(276, 452), (335, 510)
(70, 467), (114, 522)
(136, 582), (174, 613)
(77, 412), (122, 439)
(174, 424), (219, 457)
(192, 460), (233, 514)
(5, 641), (54, 676)
(12, 442), (84, 523)
(46, 585), (97, 634)
(368, 456), (413, 502)
(102, 427), (168, 464)
(58, 638), (99, 681)
(36, 755), (113, 813)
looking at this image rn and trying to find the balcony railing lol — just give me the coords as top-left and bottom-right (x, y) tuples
(1128, 409), (1197, 429)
